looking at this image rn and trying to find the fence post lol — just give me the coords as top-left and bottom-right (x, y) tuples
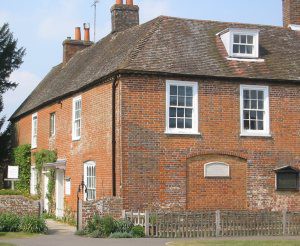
(145, 210), (150, 237)
(282, 209), (287, 236)
(78, 200), (83, 231)
(215, 210), (221, 237)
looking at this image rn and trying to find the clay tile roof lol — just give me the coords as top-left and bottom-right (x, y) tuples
(11, 16), (300, 120)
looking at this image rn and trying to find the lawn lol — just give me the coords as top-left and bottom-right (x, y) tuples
(168, 240), (300, 246)
(0, 243), (16, 246)
(0, 232), (37, 239)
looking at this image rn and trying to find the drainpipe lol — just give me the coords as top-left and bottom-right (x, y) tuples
(112, 76), (117, 196)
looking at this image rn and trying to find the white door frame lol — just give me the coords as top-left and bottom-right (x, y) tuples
(55, 169), (64, 218)
(43, 172), (49, 212)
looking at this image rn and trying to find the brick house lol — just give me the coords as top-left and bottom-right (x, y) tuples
(10, 0), (300, 217)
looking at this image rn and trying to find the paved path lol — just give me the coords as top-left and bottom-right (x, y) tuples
(1, 220), (299, 246)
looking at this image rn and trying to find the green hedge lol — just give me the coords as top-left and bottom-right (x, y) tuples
(0, 213), (47, 233)
(0, 189), (39, 200)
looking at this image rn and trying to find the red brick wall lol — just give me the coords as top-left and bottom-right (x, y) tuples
(283, 0), (300, 27)
(15, 80), (121, 211)
(120, 75), (300, 212)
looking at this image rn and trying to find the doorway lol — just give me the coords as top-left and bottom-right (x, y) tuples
(55, 169), (64, 218)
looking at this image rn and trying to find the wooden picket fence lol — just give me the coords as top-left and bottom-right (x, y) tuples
(124, 210), (300, 238)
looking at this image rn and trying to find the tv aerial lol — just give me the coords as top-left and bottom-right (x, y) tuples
(91, 0), (99, 42)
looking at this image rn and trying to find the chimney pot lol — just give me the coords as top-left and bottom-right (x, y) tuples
(75, 27), (81, 40)
(116, 0), (123, 4)
(83, 23), (90, 42)
(126, 0), (133, 5)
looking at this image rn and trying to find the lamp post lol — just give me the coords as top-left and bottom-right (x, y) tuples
(77, 176), (87, 231)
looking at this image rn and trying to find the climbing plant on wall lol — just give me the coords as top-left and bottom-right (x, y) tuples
(34, 150), (57, 209)
(13, 144), (31, 193)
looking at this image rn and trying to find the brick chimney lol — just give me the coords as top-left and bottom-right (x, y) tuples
(283, 0), (300, 28)
(63, 24), (93, 65)
(111, 0), (139, 33)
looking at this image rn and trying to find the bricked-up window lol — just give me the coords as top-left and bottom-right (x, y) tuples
(240, 85), (270, 136)
(50, 113), (56, 137)
(31, 113), (38, 149)
(166, 80), (199, 135)
(72, 96), (82, 141)
(275, 166), (299, 191)
(84, 161), (96, 201)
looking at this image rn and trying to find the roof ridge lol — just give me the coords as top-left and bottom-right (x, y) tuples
(120, 17), (164, 69)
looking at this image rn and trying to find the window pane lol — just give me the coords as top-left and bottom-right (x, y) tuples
(241, 35), (247, 43)
(243, 111), (250, 120)
(177, 119), (184, 128)
(170, 96), (177, 106)
(233, 44), (239, 53)
(251, 100), (257, 109)
(251, 90), (257, 99)
(186, 87), (193, 96)
(258, 100), (264, 109)
(257, 121), (264, 130)
(277, 173), (298, 189)
(170, 86), (177, 95)
(247, 35), (253, 44)
(169, 118), (176, 128)
(244, 100), (250, 109)
(258, 91), (264, 100)
(234, 34), (239, 43)
(170, 108), (176, 117)
(186, 97), (193, 107)
(185, 108), (193, 118)
(177, 108), (184, 117)
(246, 45), (253, 54)
(185, 119), (192, 129)
(257, 111), (263, 120)
(250, 120), (256, 130)
(243, 90), (250, 99)
(240, 45), (246, 53)
(244, 120), (250, 130)
(178, 96), (185, 106)
(178, 86), (185, 96)
(250, 111), (256, 120)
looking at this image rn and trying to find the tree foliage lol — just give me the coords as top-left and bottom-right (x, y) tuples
(0, 23), (25, 130)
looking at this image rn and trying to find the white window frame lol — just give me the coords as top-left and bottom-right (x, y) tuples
(72, 96), (82, 141)
(204, 162), (230, 178)
(31, 113), (38, 149)
(84, 161), (96, 201)
(240, 85), (270, 137)
(230, 29), (259, 58)
(50, 112), (56, 137)
(165, 80), (199, 135)
(30, 166), (37, 195)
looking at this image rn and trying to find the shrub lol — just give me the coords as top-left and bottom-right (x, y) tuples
(99, 216), (116, 237)
(114, 218), (134, 233)
(131, 225), (145, 238)
(0, 189), (39, 200)
(75, 230), (86, 236)
(0, 213), (20, 232)
(19, 216), (47, 233)
(90, 229), (104, 238)
(109, 232), (133, 238)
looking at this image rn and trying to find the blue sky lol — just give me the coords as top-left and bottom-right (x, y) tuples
(1, 0), (282, 130)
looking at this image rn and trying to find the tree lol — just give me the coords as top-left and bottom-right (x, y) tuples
(0, 23), (25, 130)
(0, 23), (25, 188)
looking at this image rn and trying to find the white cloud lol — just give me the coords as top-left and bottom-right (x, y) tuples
(140, 0), (172, 22)
(1, 71), (40, 129)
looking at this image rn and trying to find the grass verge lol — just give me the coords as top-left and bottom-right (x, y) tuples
(0, 243), (16, 246)
(167, 240), (300, 246)
(0, 232), (38, 239)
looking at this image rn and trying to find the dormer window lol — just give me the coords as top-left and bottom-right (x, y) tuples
(219, 28), (260, 60)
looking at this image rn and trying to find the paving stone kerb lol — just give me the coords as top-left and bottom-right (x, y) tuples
(0, 195), (41, 216)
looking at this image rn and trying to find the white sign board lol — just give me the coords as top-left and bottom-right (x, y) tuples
(65, 180), (71, 195)
(7, 166), (19, 179)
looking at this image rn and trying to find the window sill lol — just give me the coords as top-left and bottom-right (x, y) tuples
(227, 57), (265, 62)
(276, 189), (299, 192)
(240, 133), (272, 138)
(31, 146), (37, 150)
(72, 138), (81, 142)
(165, 131), (201, 136)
